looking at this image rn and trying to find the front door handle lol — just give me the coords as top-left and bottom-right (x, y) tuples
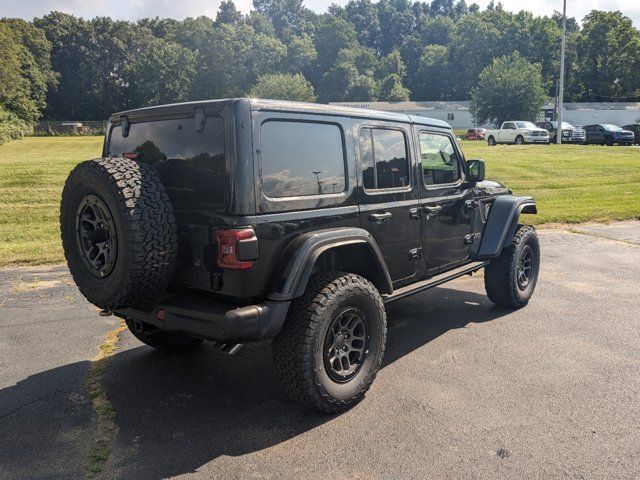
(368, 212), (393, 223)
(422, 205), (442, 216)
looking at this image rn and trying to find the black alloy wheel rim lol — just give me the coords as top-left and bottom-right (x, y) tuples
(323, 307), (369, 383)
(517, 245), (534, 290)
(76, 194), (117, 277)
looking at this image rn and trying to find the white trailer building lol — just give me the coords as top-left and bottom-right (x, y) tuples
(330, 101), (640, 130)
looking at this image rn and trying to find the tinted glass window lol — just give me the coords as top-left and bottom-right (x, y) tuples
(261, 121), (346, 198)
(359, 128), (410, 190)
(108, 116), (225, 207)
(420, 132), (461, 186)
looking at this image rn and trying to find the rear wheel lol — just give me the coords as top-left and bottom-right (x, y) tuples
(488, 136), (496, 146)
(125, 319), (203, 353)
(484, 225), (540, 309)
(272, 272), (386, 413)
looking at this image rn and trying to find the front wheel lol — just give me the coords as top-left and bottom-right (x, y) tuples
(515, 135), (524, 145)
(484, 225), (540, 309)
(272, 272), (386, 413)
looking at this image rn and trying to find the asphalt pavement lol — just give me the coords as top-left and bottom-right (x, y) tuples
(1, 222), (640, 479)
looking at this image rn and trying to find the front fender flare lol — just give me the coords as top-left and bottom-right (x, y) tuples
(477, 195), (537, 259)
(267, 228), (393, 301)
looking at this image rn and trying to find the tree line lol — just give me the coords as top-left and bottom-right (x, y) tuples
(1, 0), (639, 134)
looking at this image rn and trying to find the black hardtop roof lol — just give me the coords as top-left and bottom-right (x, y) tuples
(110, 98), (452, 130)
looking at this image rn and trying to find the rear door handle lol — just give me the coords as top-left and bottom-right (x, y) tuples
(422, 205), (442, 215)
(368, 212), (393, 223)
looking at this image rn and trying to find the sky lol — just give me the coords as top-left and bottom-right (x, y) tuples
(1, 0), (638, 26)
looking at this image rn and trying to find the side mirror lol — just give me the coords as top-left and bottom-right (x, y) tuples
(466, 159), (485, 183)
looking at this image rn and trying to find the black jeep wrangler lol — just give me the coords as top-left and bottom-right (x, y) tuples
(60, 99), (539, 412)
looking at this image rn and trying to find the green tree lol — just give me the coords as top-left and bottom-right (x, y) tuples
(127, 38), (196, 107)
(470, 52), (548, 126)
(252, 0), (308, 39)
(249, 73), (317, 102)
(411, 44), (450, 100)
(216, 0), (243, 26)
(188, 24), (287, 100)
(578, 11), (640, 101)
(378, 73), (410, 101)
(318, 46), (379, 102)
(0, 20), (55, 122)
(284, 34), (317, 74)
(448, 14), (503, 98)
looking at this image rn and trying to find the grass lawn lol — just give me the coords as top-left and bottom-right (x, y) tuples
(0, 136), (103, 265)
(0, 136), (639, 266)
(460, 141), (640, 224)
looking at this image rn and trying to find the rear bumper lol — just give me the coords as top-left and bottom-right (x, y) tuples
(114, 295), (291, 343)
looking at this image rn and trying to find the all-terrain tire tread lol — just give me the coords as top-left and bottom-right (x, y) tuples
(61, 158), (177, 310)
(484, 224), (538, 308)
(272, 272), (386, 413)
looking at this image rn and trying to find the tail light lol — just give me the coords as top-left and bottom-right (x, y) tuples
(215, 228), (258, 270)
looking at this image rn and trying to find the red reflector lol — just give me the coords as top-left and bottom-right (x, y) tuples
(156, 309), (165, 321)
(123, 152), (139, 159)
(215, 228), (256, 270)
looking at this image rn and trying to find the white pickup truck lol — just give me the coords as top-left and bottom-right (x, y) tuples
(485, 121), (550, 145)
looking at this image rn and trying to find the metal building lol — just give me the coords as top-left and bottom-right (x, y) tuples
(330, 101), (640, 129)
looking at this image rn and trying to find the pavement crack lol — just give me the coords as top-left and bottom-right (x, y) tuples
(0, 389), (59, 421)
(84, 319), (127, 479)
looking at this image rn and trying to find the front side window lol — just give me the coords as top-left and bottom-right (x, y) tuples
(420, 132), (461, 186)
(359, 128), (410, 190)
(260, 121), (346, 198)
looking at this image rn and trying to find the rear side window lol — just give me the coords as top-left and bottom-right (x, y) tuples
(420, 132), (461, 186)
(260, 121), (346, 198)
(108, 116), (225, 207)
(359, 128), (410, 190)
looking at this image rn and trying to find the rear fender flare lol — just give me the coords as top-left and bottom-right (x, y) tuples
(477, 195), (537, 259)
(267, 228), (393, 301)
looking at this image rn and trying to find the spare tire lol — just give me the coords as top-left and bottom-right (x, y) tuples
(60, 158), (177, 311)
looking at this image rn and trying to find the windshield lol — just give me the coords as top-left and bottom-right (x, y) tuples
(515, 121), (537, 129)
(602, 124), (621, 131)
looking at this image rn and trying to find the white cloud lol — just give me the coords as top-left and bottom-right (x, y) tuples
(0, 0), (637, 25)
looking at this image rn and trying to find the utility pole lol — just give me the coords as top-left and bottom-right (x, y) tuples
(556, 0), (567, 144)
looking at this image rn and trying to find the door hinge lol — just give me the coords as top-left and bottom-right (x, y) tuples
(464, 233), (481, 245)
(409, 247), (422, 259)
